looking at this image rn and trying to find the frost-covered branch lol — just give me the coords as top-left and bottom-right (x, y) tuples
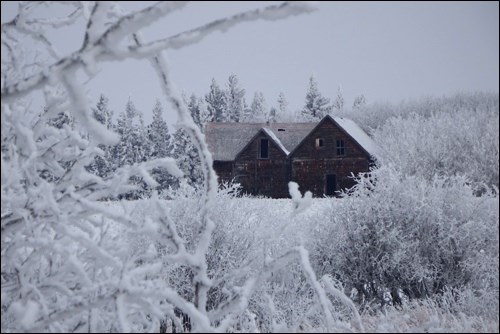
(1, 2), (189, 102)
(1, 1), (315, 103)
(1, 1), (322, 332)
(124, 2), (316, 56)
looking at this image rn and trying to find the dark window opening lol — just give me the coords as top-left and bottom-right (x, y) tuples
(315, 138), (325, 148)
(336, 140), (345, 155)
(326, 174), (337, 196)
(259, 138), (269, 159)
(277, 128), (286, 132)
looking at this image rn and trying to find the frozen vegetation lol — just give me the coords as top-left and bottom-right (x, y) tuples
(1, 1), (498, 333)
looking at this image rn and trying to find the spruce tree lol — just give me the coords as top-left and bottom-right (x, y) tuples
(352, 94), (367, 110)
(249, 91), (267, 122)
(87, 94), (114, 178)
(333, 86), (344, 114)
(301, 75), (332, 121)
(173, 128), (203, 190)
(277, 92), (289, 121)
(148, 99), (174, 193)
(187, 94), (202, 128)
(224, 74), (245, 122)
(115, 98), (151, 198)
(92, 94), (114, 129)
(205, 78), (225, 122)
(268, 107), (277, 123)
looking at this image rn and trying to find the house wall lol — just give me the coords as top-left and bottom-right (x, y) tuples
(290, 118), (371, 197)
(212, 118), (373, 198)
(233, 133), (289, 198)
(213, 161), (233, 184)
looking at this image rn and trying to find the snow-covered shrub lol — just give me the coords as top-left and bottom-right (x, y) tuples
(372, 108), (499, 190)
(141, 185), (358, 332)
(312, 166), (499, 315)
(360, 291), (499, 333)
(346, 92), (498, 134)
(1, 2), (319, 332)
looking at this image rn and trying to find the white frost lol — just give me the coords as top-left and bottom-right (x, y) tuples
(334, 116), (378, 158)
(288, 181), (313, 213)
(11, 300), (40, 330)
(262, 128), (290, 155)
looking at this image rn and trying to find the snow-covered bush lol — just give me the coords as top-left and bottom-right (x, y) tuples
(311, 166), (499, 317)
(347, 92), (498, 133)
(373, 109), (499, 190)
(1, 2), (324, 332)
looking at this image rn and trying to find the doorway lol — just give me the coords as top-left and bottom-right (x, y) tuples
(326, 174), (337, 196)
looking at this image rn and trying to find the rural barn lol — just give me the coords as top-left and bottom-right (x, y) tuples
(205, 115), (377, 198)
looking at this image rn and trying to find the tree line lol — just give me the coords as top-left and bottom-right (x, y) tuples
(43, 73), (366, 199)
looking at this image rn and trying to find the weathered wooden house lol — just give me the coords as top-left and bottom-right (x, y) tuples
(205, 115), (377, 198)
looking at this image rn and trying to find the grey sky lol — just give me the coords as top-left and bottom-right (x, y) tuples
(2, 1), (499, 125)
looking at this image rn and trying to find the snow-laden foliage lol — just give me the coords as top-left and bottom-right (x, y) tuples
(311, 166), (499, 318)
(248, 91), (268, 122)
(147, 99), (175, 194)
(224, 74), (246, 123)
(122, 187), (363, 333)
(205, 78), (226, 123)
(301, 75), (332, 121)
(347, 92), (498, 134)
(3, 1), (497, 333)
(1, 1), (319, 332)
(341, 92), (499, 191)
(173, 127), (203, 190)
(373, 110), (499, 191)
(332, 86), (344, 114)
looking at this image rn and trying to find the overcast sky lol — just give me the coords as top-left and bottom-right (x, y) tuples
(2, 1), (499, 125)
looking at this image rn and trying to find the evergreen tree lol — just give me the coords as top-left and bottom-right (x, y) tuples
(352, 94), (367, 110)
(148, 99), (175, 193)
(187, 94), (202, 128)
(277, 92), (289, 121)
(333, 86), (344, 114)
(87, 95), (115, 178)
(249, 91), (267, 122)
(198, 97), (211, 130)
(241, 99), (252, 123)
(173, 128), (203, 189)
(224, 74), (245, 122)
(172, 95), (208, 189)
(268, 107), (277, 123)
(116, 98), (138, 166)
(115, 98), (151, 198)
(205, 78), (225, 122)
(149, 99), (173, 158)
(92, 94), (114, 129)
(301, 75), (332, 121)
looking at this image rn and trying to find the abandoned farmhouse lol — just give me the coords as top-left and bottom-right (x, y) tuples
(205, 115), (377, 198)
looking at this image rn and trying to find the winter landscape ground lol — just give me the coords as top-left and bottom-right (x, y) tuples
(1, 2), (499, 333)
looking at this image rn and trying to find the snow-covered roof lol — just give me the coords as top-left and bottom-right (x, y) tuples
(262, 128), (290, 155)
(332, 117), (378, 158)
(204, 116), (377, 161)
(205, 122), (315, 161)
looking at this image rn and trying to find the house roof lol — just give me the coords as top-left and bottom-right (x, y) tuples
(205, 122), (316, 161)
(204, 116), (377, 161)
(332, 116), (378, 158)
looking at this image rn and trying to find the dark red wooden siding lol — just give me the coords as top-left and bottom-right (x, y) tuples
(290, 118), (371, 197)
(211, 118), (373, 198)
(233, 132), (288, 198)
